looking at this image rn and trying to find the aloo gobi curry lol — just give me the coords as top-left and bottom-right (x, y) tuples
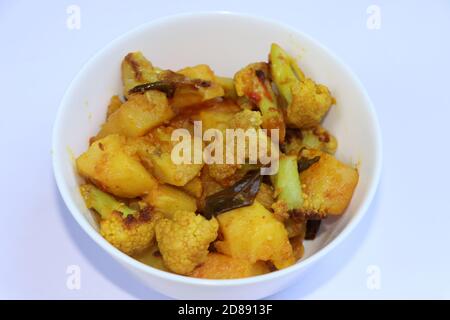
(76, 44), (359, 279)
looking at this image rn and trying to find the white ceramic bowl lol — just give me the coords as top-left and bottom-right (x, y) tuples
(53, 12), (382, 299)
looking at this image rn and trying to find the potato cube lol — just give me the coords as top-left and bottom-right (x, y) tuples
(149, 152), (203, 186)
(215, 201), (295, 269)
(181, 177), (203, 198)
(170, 65), (224, 109)
(300, 149), (359, 216)
(144, 184), (197, 217)
(76, 134), (157, 198)
(177, 64), (217, 82)
(106, 95), (123, 118)
(197, 100), (241, 132)
(96, 91), (174, 139)
(121, 52), (158, 97)
(190, 253), (270, 279)
(216, 76), (237, 99)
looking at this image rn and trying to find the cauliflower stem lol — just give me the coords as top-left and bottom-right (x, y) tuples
(272, 155), (303, 211)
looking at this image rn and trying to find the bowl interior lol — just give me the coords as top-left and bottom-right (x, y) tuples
(54, 12), (380, 277)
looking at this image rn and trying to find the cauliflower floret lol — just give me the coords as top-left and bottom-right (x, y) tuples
(207, 109), (262, 186)
(269, 44), (334, 129)
(234, 62), (286, 142)
(285, 125), (338, 156)
(155, 211), (218, 275)
(229, 109), (262, 130)
(286, 79), (335, 129)
(100, 208), (161, 256)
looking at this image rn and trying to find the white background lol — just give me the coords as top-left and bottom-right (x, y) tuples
(1, 0), (450, 299)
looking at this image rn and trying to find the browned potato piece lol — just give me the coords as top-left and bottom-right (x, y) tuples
(121, 52), (158, 97)
(149, 152), (203, 186)
(170, 64), (224, 109)
(215, 201), (295, 269)
(170, 84), (224, 109)
(198, 167), (224, 211)
(76, 134), (157, 198)
(134, 126), (204, 187)
(181, 177), (203, 198)
(290, 236), (305, 261)
(300, 149), (359, 216)
(190, 253), (270, 279)
(96, 91), (174, 139)
(106, 95), (123, 118)
(178, 64), (217, 82)
(284, 218), (306, 238)
(144, 184), (197, 217)
(216, 76), (237, 99)
(255, 183), (274, 210)
(196, 99), (241, 132)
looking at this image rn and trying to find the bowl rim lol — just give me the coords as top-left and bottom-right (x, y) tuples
(53, 11), (382, 287)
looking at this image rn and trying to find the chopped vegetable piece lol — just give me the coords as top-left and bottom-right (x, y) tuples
(149, 151), (204, 186)
(106, 95), (123, 118)
(285, 126), (338, 156)
(177, 64), (217, 82)
(255, 182), (274, 210)
(181, 177), (203, 198)
(155, 211), (218, 275)
(127, 65), (224, 108)
(215, 201), (295, 269)
(299, 149), (359, 217)
(234, 62), (286, 142)
(144, 184), (197, 217)
(305, 219), (321, 240)
(284, 218), (306, 238)
(269, 43), (334, 129)
(202, 170), (262, 219)
(121, 52), (159, 97)
(80, 184), (160, 255)
(298, 156), (321, 172)
(269, 43), (302, 104)
(290, 236), (305, 260)
(272, 155), (303, 210)
(76, 134), (158, 198)
(80, 184), (136, 218)
(96, 91), (174, 139)
(100, 208), (160, 255)
(190, 253), (270, 279)
(216, 76), (238, 99)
